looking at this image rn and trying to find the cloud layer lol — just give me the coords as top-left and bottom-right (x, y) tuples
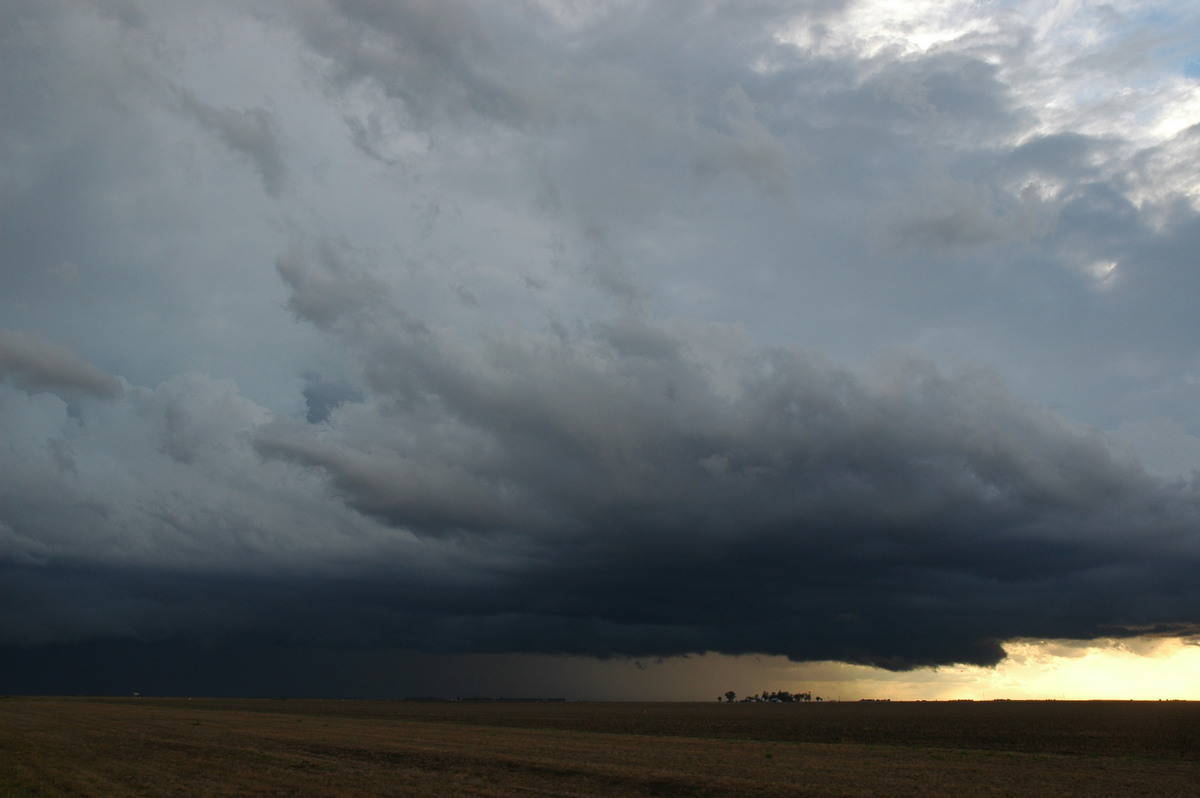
(1, 0), (1199, 690)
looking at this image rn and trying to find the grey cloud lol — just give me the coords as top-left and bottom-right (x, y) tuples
(1131, 122), (1200, 204)
(244, 241), (1200, 669)
(0, 0), (311, 403)
(0, 329), (121, 397)
(275, 240), (400, 332)
(0, 370), (398, 580)
(691, 85), (795, 199)
(297, 0), (844, 209)
(297, 0), (540, 127)
(866, 52), (1023, 145)
(298, 0), (844, 131)
(1005, 132), (1103, 179)
(890, 191), (1013, 249)
(302, 373), (363, 424)
(176, 91), (288, 197)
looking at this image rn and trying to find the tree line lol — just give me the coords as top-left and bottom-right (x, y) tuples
(720, 690), (821, 703)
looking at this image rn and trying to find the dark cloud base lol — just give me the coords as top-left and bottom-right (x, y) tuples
(0, 641), (460, 699)
(6, 233), (1200, 693)
(4, 239), (1200, 683)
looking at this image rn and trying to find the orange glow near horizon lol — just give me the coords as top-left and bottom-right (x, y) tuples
(769, 637), (1200, 702)
(384, 637), (1200, 701)
(540, 636), (1200, 701)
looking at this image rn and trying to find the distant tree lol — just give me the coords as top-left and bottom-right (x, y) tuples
(725, 691), (737, 703)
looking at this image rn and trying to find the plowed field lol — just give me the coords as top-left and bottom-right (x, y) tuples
(2, 697), (1197, 796)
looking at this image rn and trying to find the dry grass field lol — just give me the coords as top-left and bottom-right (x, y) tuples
(1, 696), (1198, 796)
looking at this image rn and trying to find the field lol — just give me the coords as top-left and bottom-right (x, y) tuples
(2, 697), (1198, 796)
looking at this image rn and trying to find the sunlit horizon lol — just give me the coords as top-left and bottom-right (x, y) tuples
(787, 636), (1200, 703)
(507, 636), (1200, 702)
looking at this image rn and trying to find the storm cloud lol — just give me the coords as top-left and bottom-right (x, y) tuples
(1, 0), (1199, 694)
(251, 239), (1200, 668)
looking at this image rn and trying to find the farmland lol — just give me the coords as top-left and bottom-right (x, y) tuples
(1, 697), (1198, 796)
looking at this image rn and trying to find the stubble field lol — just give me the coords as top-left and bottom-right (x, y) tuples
(1, 696), (1198, 796)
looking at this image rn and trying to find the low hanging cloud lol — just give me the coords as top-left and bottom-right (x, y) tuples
(3, 237), (1195, 671)
(4, 242), (1197, 671)
(0, 328), (121, 397)
(247, 240), (1200, 669)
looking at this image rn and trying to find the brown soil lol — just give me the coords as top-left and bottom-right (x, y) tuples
(1, 697), (1197, 796)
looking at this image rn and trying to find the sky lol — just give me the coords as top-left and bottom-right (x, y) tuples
(2, 0), (1200, 700)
